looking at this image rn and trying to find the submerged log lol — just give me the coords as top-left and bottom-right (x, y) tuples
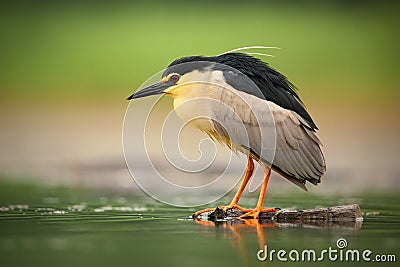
(194, 204), (363, 233)
(273, 204), (362, 222)
(196, 204), (363, 223)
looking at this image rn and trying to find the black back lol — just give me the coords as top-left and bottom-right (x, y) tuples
(165, 53), (318, 130)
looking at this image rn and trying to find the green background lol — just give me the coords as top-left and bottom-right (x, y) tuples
(0, 1), (399, 267)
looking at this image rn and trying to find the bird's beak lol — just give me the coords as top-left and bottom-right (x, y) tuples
(126, 80), (171, 100)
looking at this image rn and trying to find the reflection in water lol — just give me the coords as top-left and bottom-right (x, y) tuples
(194, 218), (272, 266)
(194, 217), (363, 266)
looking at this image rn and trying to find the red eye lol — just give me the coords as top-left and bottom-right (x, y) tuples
(170, 74), (180, 83)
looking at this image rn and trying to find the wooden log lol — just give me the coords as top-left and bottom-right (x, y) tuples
(273, 204), (362, 222)
(196, 204), (363, 223)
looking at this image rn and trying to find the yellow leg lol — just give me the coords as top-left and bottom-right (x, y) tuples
(239, 165), (276, 219)
(193, 156), (254, 218)
(225, 156), (254, 211)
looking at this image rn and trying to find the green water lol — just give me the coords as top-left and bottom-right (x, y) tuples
(0, 182), (398, 267)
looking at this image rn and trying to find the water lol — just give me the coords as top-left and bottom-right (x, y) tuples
(0, 182), (398, 267)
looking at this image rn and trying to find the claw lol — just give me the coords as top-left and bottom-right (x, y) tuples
(225, 204), (251, 212)
(192, 208), (216, 219)
(239, 207), (276, 219)
(192, 204), (252, 219)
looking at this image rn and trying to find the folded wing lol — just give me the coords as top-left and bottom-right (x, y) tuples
(213, 89), (326, 190)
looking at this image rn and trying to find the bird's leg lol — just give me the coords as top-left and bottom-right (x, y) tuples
(192, 156), (254, 218)
(239, 165), (276, 219)
(223, 156), (254, 212)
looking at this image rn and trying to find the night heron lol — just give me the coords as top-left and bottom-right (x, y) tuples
(127, 53), (326, 219)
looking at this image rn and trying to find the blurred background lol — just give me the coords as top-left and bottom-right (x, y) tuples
(0, 1), (399, 267)
(0, 0), (399, 195)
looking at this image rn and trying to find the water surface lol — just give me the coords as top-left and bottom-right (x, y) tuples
(0, 182), (398, 267)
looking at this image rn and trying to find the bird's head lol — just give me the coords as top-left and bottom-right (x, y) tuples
(126, 57), (213, 100)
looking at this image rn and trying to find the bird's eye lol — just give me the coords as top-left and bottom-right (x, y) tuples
(170, 74), (180, 83)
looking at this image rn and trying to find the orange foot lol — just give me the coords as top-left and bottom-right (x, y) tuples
(192, 204), (251, 219)
(239, 207), (277, 219)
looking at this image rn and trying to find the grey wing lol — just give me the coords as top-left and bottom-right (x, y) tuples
(212, 90), (326, 190)
(270, 105), (326, 190)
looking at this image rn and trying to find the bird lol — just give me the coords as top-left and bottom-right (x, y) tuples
(127, 52), (326, 219)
